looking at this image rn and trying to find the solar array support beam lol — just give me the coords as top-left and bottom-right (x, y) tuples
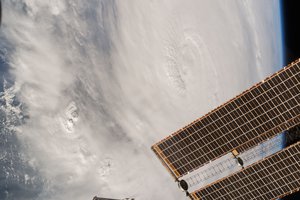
(191, 141), (300, 200)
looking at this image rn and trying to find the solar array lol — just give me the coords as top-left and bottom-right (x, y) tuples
(152, 59), (300, 178)
(185, 135), (283, 189)
(191, 141), (300, 200)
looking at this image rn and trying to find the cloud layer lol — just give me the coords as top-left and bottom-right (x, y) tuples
(0, 0), (283, 199)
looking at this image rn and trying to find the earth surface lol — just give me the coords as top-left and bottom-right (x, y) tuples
(0, 0), (284, 200)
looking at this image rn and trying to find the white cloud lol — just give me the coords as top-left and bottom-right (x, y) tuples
(1, 0), (282, 199)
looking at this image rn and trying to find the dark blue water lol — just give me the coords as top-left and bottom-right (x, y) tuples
(0, 38), (44, 200)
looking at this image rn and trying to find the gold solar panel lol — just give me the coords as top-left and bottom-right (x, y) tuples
(152, 59), (300, 179)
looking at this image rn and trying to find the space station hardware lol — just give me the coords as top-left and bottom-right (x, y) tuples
(92, 196), (134, 200)
(191, 141), (300, 199)
(151, 59), (300, 199)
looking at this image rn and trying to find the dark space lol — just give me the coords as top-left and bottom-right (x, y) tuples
(281, 0), (300, 199)
(281, 0), (300, 65)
